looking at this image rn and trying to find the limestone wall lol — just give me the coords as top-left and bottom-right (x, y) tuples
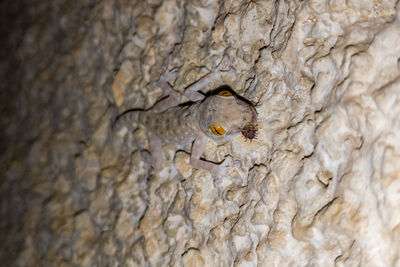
(1, 0), (400, 266)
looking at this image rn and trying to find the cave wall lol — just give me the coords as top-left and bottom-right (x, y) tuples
(1, 0), (400, 266)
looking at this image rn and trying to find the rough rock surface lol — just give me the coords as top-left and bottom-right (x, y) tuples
(1, 0), (400, 266)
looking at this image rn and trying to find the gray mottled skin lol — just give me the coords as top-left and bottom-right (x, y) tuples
(114, 68), (257, 184)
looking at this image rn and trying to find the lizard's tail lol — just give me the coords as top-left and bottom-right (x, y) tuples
(112, 109), (143, 132)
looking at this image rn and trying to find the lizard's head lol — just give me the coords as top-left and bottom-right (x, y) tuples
(199, 87), (258, 141)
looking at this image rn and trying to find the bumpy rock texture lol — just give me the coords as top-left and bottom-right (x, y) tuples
(1, 0), (400, 266)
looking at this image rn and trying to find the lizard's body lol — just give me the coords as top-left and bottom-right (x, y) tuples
(114, 67), (257, 182)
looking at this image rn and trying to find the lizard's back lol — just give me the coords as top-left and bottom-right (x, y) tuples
(140, 103), (201, 145)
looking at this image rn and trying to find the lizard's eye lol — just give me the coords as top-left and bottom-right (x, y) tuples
(217, 90), (233, 96)
(209, 125), (225, 136)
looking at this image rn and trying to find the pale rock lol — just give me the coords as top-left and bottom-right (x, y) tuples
(76, 146), (100, 191)
(103, 234), (117, 256)
(115, 209), (137, 245)
(89, 185), (113, 226)
(2, 0), (400, 266)
(174, 151), (193, 178)
(74, 211), (95, 252)
(112, 61), (135, 107)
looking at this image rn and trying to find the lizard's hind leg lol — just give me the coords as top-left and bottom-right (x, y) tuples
(146, 131), (163, 170)
(113, 109), (141, 132)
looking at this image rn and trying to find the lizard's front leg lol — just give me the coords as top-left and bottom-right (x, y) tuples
(190, 134), (240, 186)
(184, 55), (236, 102)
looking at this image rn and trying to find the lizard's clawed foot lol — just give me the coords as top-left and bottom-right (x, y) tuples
(160, 67), (179, 83)
(212, 156), (242, 187)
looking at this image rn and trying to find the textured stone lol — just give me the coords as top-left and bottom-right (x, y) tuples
(74, 211), (95, 255)
(1, 0), (400, 266)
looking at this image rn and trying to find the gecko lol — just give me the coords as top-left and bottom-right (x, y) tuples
(113, 66), (257, 184)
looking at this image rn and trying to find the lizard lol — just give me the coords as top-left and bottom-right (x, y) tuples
(113, 64), (258, 184)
